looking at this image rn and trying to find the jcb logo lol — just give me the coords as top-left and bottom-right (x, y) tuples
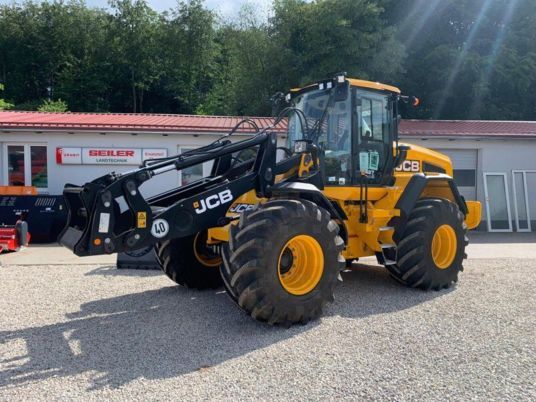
(194, 190), (233, 214)
(395, 160), (421, 172)
(229, 203), (255, 213)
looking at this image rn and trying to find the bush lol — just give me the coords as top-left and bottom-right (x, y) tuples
(37, 99), (69, 112)
(0, 83), (14, 110)
(0, 99), (14, 110)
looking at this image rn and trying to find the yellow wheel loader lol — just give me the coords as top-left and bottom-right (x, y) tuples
(59, 74), (481, 326)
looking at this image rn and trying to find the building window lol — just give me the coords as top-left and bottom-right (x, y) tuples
(31, 146), (48, 188)
(453, 169), (476, 187)
(3, 144), (48, 189)
(7, 145), (25, 186)
(181, 163), (204, 185)
(179, 147), (210, 186)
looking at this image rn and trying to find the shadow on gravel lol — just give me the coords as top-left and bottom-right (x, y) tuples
(85, 266), (162, 277)
(328, 264), (454, 319)
(0, 264), (450, 390)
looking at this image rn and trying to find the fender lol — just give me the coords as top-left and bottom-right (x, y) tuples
(270, 182), (348, 242)
(395, 173), (468, 219)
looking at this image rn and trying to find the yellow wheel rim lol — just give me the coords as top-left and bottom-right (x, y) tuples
(193, 232), (221, 268)
(278, 235), (324, 296)
(431, 224), (457, 269)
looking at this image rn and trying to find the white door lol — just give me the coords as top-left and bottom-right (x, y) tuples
(436, 149), (477, 200)
(527, 172), (536, 232)
(512, 171), (532, 232)
(483, 173), (512, 232)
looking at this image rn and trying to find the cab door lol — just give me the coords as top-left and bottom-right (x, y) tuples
(353, 89), (395, 185)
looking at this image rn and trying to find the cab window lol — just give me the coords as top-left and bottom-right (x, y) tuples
(288, 88), (352, 186)
(359, 96), (388, 142)
(356, 91), (391, 181)
(317, 95), (352, 186)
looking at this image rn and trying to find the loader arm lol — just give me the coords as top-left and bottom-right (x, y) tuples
(59, 131), (299, 256)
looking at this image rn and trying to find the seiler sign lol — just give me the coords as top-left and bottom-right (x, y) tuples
(56, 147), (167, 165)
(83, 148), (141, 165)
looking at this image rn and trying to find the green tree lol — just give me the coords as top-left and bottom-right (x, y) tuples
(271, 0), (404, 85)
(108, 0), (161, 113)
(53, 3), (113, 112)
(159, 0), (218, 114)
(2, 0), (535, 120)
(204, 5), (275, 115)
(206, 0), (405, 116)
(0, 1), (113, 112)
(394, 0), (536, 120)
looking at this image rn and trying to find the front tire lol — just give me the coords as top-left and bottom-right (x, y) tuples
(387, 198), (468, 290)
(156, 231), (223, 290)
(221, 199), (345, 326)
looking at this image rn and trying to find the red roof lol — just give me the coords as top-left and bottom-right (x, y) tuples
(399, 119), (536, 138)
(0, 111), (284, 133)
(1, 111), (536, 138)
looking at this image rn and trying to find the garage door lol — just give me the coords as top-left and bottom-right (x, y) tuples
(434, 149), (477, 201)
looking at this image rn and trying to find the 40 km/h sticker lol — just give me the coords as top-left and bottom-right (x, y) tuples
(151, 219), (169, 238)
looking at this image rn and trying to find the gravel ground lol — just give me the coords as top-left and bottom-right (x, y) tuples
(0, 256), (535, 401)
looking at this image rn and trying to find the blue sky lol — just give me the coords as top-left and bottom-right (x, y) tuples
(0, 0), (273, 17)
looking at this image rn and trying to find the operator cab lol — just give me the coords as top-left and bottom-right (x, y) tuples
(287, 76), (401, 186)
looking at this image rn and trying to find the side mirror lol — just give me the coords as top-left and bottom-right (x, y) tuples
(400, 95), (421, 108)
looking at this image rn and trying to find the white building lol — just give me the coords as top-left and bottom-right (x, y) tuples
(399, 120), (536, 232)
(1, 111), (535, 232)
(0, 112), (277, 198)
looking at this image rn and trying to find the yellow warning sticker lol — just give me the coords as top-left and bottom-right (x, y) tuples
(137, 212), (147, 228)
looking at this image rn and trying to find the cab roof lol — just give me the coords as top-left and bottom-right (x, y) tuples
(347, 78), (401, 94)
(291, 77), (401, 94)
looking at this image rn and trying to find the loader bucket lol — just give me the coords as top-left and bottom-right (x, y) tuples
(57, 184), (97, 256)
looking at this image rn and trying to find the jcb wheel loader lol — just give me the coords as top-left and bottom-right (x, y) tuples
(59, 74), (481, 326)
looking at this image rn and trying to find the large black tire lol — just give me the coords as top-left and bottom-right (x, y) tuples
(387, 198), (468, 290)
(221, 199), (345, 326)
(155, 231), (223, 290)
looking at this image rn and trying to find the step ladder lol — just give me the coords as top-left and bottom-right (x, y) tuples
(379, 226), (397, 266)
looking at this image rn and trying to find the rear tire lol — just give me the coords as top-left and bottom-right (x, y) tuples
(156, 231), (223, 290)
(387, 198), (468, 290)
(221, 199), (345, 326)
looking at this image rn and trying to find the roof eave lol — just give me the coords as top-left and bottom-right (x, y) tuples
(400, 134), (536, 140)
(0, 126), (278, 135)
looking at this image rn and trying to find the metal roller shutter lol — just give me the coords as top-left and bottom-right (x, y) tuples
(435, 149), (478, 200)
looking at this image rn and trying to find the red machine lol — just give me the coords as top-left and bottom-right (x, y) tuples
(0, 221), (30, 253)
